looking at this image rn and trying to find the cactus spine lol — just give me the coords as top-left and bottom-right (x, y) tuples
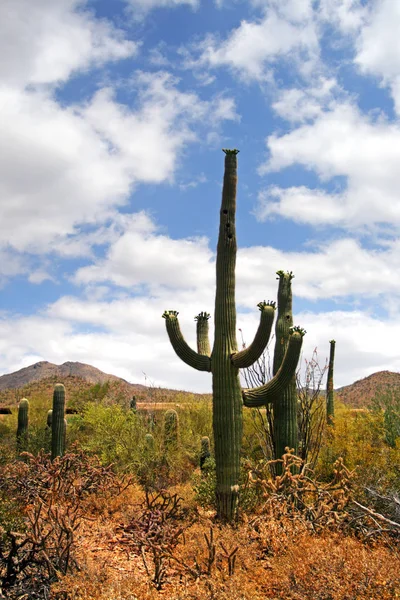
(163, 150), (305, 521)
(51, 383), (66, 460)
(326, 340), (336, 425)
(200, 435), (211, 470)
(164, 409), (179, 449)
(17, 398), (29, 453)
(272, 271), (298, 463)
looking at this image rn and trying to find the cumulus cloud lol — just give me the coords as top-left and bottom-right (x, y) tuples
(272, 77), (339, 123)
(257, 102), (400, 230)
(68, 207), (400, 308)
(73, 214), (214, 290)
(318, 0), (366, 33)
(0, 72), (237, 255)
(236, 238), (400, 304)
(125, 0), (199, 19)
(0, 0), (137, 88)
(181, 0), (319, 82)
(355, 0), (400, 113)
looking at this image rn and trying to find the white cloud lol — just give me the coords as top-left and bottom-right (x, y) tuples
(73, 212), (214, 290)
(258, 102), (400, 229)
(236, 238), (400, 304)
(0, 72), (237, 255)
(0, 0), (137, 88)
(183, 2), (319, 81)
(272, 77), (338, 123)
(318, 0), (366, 33)
(354, 0), (400, 114)
(125, 0), (199, 20)
(68, 208), (400, 310)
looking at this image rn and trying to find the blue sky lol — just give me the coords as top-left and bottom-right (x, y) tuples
(1, 0), (400, 392)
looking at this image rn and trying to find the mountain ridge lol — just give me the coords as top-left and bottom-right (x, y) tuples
(0, 360), (135, 391)
(335, 370), (400, 408)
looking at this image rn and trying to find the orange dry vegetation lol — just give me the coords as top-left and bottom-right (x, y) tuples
(51, 484), (400, 600)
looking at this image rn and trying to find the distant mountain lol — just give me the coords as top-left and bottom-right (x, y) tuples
(0, 361), (138, 391)
(0, 361), (209, 408)
(335, 370), (400, 408)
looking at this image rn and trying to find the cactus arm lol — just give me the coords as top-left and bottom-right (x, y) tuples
(272, 270), (299, 461)
(242, 328), (305, 407)
(231, 301), (276, 368)
(326, 339), (336, 425)
(195, 312), (211, 356)
(163, 311), (211, 372)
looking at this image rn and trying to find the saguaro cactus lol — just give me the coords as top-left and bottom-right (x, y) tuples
(164, 409), (179, 449)
(326, 340), (336, 425)
(272, 271), (299, 463)
(200, 435), (211, 470)
(144, 432), (155, 452)
(17, 398), (29, 453)
(163, 150), (305, 520)
(51, 383), (66, 460)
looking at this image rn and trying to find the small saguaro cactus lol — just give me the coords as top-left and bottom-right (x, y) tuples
(163, 409), (179, 449)
(272, 271), (299, 464)
(17, 398), (29, 453)
(163, 150), (305, 521)
(130, 396), (137, 412)
(51, 383), (66, 460)
(200, 435), (211, 470)
(46, 409), (53, 429)
(326, 340), (336, 425)
(144, 432), (155, 452)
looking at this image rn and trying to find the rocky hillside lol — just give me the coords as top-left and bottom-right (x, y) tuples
(335, 370), (400, 408)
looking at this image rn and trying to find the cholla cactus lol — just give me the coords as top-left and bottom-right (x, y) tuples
(163, 150), (305, 521)
(163, 409), (179, 449)
(326, 340), (336, 425)
(51, 383), (66, 460)
(17, 398), (29, 453)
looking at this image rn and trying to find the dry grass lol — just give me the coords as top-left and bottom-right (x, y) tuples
(45, 481), (400, 600)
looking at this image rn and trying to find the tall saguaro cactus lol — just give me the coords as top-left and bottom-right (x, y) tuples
(163, 150), (305, 521)
(51, 383), (66, 460)
(326, 340), (336, 425)
(272, 271), (298, 463)
(17, 398), (29, 453)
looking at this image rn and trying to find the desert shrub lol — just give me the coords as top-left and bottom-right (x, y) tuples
(0, 449), (130, 596)
(192, 457), (263, 514)
(370, 387), (400, 448)
(192, 456), (217, 508)
(69, 401), (144, 468)
(318, 403), (400, 496)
